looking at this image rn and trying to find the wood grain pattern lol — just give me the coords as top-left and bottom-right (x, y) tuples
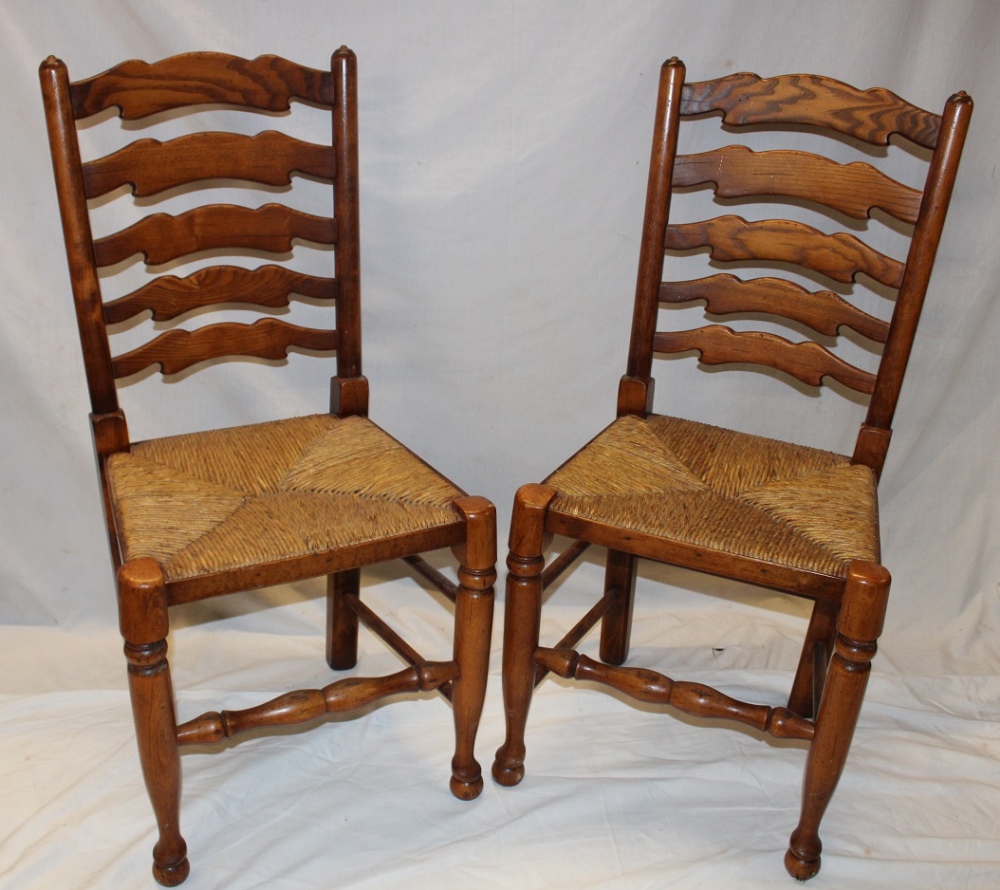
(70, 53), (331, 120)
(664, 215), (905, 288)
(83, 132), (334, 198)
(111, 318), (337, 377)
(94, 204), (337, 267)
(681, 72), (941, 148)
(673, 145), (923, 223)
(660, 274), (889, 342)
(104, 265), (337, 324)
(653, 324), (876, 393)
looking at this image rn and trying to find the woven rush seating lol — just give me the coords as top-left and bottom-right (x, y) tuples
(108, 415), (464, 583)
(547, 414), (879, 578)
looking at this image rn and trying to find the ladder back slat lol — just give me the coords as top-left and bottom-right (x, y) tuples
(93, 204), (337, 267)
(104, 265), (337, 324)
(111, 318), (338, 377)
(661, 275), (889, 343)
(664, 215), (905, 288)
(673, 146), (923, 224)
(653, 325), (876, 393)
(70, 53), (331, 120)
(83, 132), (334, 198)
(681, 73), (941, 148)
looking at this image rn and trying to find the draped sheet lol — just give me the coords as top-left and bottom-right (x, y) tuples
(2, 2), (999, 887)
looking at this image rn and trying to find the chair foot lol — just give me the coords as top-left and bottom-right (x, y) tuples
(152, 850), (191, 887)
(784, 836), (821, 881)
(450, 771), (485, 801)
(490, 753), (525, 787)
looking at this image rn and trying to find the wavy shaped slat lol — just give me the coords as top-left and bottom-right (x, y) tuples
(664, 215), (904, 288)
(660, 274), (889, 343)
(83, 131), (334, 198)
(652, 324), (876, 393)
(104, 265), (337, 324)
(681, 72), (941, 149)
(94, 204), (336, 267)
(673, 145), (923, 224)
(111, 318), (337, 377)
(71, 53), (330, 120)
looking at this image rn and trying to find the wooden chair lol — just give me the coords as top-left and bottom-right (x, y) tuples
(40, 49), (496, 886)
(492, 59), (971, 879)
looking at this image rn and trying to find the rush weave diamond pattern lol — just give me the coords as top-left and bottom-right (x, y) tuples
(547, 415), (879, 578)
(107, 414), (464, 582)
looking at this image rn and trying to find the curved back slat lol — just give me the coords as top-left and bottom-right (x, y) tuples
(70, 53), (331, 120)
(664, 216), (905, 288)
(104, 265), (337, 324)
(93, 204), (338, 267)
(652, 325), (876, 394)
(111, 319), (338, 377)
(83, 132), (335, 198)
(673, 146), (923, 224)
(661, 275), (889, 343)
(680, 72), (942, 148)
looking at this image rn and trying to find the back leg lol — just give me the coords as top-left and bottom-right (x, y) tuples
(788, 599), (839, 718)
(599, 549), (638, 666)
(326, 568), (361, 670)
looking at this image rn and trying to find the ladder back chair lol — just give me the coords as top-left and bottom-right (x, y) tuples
(492, 58), (971, 879)
(40, 49), (495, 886)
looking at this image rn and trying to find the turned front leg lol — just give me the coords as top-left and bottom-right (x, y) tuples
(492, 483), (556, 787)
(785, 561), (890, 881)
(118, 559), (189, 887)
(449, 496), (497, 800)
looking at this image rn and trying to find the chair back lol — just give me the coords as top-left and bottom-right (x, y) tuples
(622, 59), (972, 476)
(40, 50), (362, 419)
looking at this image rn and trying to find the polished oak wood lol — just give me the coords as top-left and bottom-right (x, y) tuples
(680, 72), (941, 147)
(493, 58), (971, 881)
(42, 48), (495, 885)
(176, 663), (458, 745)
(83, 131), (335, 198)
(652, 324), (877, 393)
(664, 216), (904, 287)
(104, 265), (337, 325)
(70, 52), (331, 119)
(93, 203), (337, 267)
(111, 318), (338, 377)
(660, 275), (889, 342)
(672, 145), (923, 223)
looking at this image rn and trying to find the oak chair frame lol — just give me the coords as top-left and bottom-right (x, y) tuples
(41, 48), (495, 886)
(492, 58), (971, 879)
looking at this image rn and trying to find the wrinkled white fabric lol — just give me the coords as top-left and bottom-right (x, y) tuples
(2, 1), (999, 887)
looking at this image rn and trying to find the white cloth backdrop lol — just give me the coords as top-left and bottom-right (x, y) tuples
(2, 1), (999, 887)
